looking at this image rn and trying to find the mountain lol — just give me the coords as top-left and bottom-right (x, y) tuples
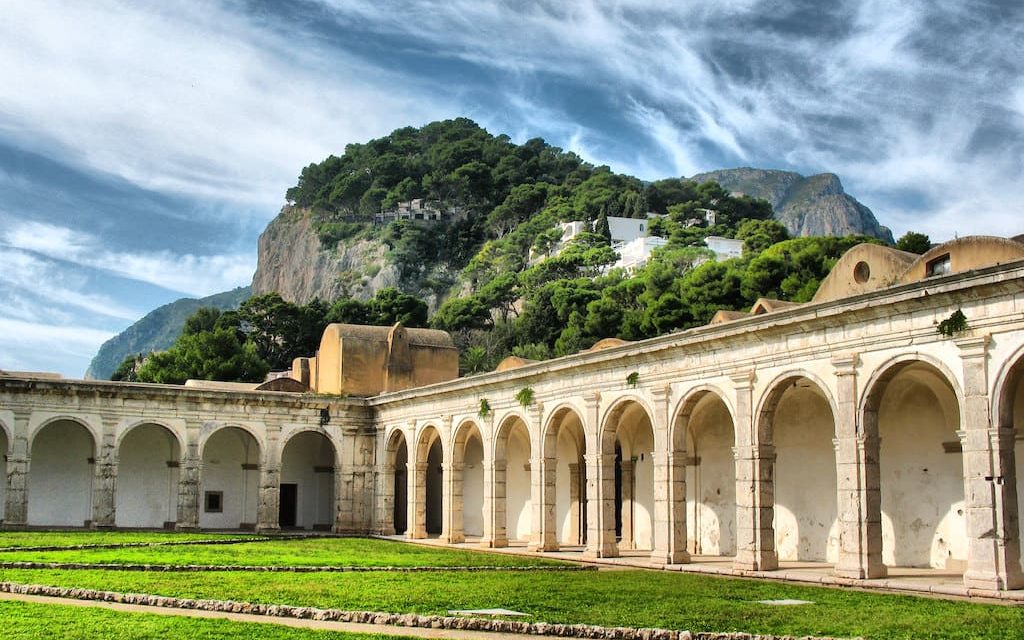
(84, 287), (251, 380)
(689, 168), (893, 242)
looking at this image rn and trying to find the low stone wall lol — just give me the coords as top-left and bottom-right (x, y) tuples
(0, 562), (593, 572)
(0, 581), (860, 640)
(0, 537), (269, 553)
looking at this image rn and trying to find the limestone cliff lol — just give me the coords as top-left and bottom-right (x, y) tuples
(689, 168), (893, 242)
(250, 206), (401, 304)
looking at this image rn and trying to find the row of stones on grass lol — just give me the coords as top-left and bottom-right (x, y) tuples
(0, 581), (860, 640)
(0, 561), (594, 572)
(0, 536), (273, 553)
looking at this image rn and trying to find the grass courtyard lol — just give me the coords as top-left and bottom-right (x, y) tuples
(0, 531), (1020, 639)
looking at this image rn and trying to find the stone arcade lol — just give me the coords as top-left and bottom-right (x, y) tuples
(3, 236), (1024, 593)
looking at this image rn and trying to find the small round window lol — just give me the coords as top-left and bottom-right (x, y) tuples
(853, 261), (871, 284)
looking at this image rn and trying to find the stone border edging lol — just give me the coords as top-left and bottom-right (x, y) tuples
(0, 537), (271, 553)
(0, 562), (594, 573)
(0, 582), (858, 640)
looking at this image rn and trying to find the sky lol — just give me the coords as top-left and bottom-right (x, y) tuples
(1, 0), (1022, 378)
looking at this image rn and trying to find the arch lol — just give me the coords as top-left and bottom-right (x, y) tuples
(600, 396), (656, 555)
(0, 415), (13, 454)
(114, 418), (186, 458)
(675, 388), (736, 557)
(29, 415), (101, 458)
(413, 424), (444, 537)
(990, 343), (1024, 571)
(198, 423), (265, 462)
(200, 426), (260, 529)
(757, 373), (839, 563)
(115, 422), (181, 528)
(0, 424), (8, 521)
(280, 429), (336, 530)
(452, 419), (485, 539)
(494, 413), (533, 542)
(28, 417), (96, 526)
(541, 404), (588, 549)
(862, 356), (965, 570)
(386, 428), (409, 535)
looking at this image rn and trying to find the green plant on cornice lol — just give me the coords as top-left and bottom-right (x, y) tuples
(515, 387), (535, 407)
(937, 309), (968, 337)
(478, 398), (491, 419)
(626, 371), (639, 388)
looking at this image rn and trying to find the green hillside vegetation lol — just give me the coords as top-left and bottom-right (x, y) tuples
(115, 120), (931, 383)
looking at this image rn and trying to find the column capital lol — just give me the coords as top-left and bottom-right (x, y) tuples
(729, 369), (755, 388)
(955, 334), (990, 359)
(583, 390), (601, 408)
(831, 352), (860, 374)
(650, 384), (671, 403)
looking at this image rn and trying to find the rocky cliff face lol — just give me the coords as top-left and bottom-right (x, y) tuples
(250, 206), (401, 304)
(689, 168), (893, 242)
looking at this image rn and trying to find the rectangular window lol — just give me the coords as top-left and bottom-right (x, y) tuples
(204, 491), (223, 513)
(926, 254), (951, 277)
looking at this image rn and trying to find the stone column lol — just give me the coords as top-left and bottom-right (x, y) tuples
(441, 460), (463, 543)
(409, 461), (427, 539)
(957, 336), (1024, 590)
(583, 392), (617, 558)
(176, 444), (201, 531)
(528, 404), (548, 551)
(832, 353), (885, 579)
(3, 412), (29, 526)
(373, 429), (396, 536)
(482, 458), (508, 547)
(732, 370), (778, 571)
(538, 450), (559, 551)
(652, 386), (687, 564)
(256, 464), (280, 532)
(620, 459), (635, 550)
(90, 429), (116, 528)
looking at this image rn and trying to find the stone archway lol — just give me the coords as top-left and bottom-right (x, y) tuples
(864, 360), (965, 570)
(387, 431), (409, 535)
(280, 431), (336, 530)
(759, 376), (838, 563)
(677, 391), (736, 558)
(28, 419), (95, 526)
(412, 426), (444, 538)
(452, 421), (484, 541)
(200, 427), (260, 530)
(115, 424), (181, 528)
(601, 399), (656, 556)
(541, 406), (587, 550)
(494, 415), (533, 544)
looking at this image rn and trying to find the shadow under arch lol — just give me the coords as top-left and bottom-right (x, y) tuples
(757, 372), (839, 564)
(279, 428), (337, 531)
(451, 418), (485, 541)
(200, 426), (261, 530)
(115, 421), (182, 529)
(28, 416), (97, 527)
(672, 386), (736, 559)
(861, 356), (965, 570)
(599, 396), (656, 557)
(492, 413), (533, 545)
(539, 404), (588, 550)
(412, 424), (444, 538)
(385, 428), (409, 535)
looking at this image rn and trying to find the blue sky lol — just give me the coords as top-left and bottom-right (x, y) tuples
(1, 0), (1022, 377)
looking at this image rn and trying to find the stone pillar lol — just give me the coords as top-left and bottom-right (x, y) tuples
(538, 450), (559, 551)
(528, 405), (546, 551)
(441, 460), (463, 544)
(832, 353), (885, 579)
(652, 386), (687, 564)
(410, 461), (428, 539)
(373, 429), (396, 536)
(3, 413), (29, 526)
(256, 464), (280, 532)
(957, 336), (1024, 590)
(176, 444), (201, 531)
(482, 459), (508, 547)
(90, 429), (116, 529)
(583, 392), (617, 558)
(732, 370), (777, 571)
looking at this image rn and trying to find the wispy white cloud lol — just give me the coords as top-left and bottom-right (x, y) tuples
(3, 220), (254, 297)
(0, 317), (115, 373)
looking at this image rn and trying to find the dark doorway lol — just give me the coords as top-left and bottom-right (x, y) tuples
(279, 483), (298, 528)
(425, 439), (443, 535)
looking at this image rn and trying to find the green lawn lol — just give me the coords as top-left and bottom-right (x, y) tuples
(1, 566), (1021, 639)
(0, 537), (565, 567)
(0, 599), (411, 639)
(0, 531), (256, 550)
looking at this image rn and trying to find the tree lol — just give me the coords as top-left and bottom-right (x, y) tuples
(110, 354), (145, 382)
(136, 328), (269, 385)
(735, 219), (789, 255)
(895, 231), (931, 255)
(595, 210), (612, 244)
